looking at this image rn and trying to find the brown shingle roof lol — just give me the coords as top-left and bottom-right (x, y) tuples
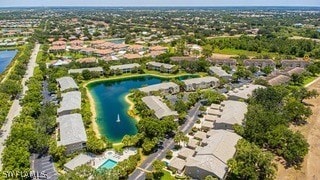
(170, 56), (198, 62)
(123, 53), (141, 60)
(267, 75), (291, 86)
(76, 57), (97, 63)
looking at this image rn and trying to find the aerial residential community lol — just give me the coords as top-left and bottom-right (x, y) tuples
(0, 1), (320, 180)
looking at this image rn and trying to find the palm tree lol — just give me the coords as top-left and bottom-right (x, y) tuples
(174, 131), (188, 147)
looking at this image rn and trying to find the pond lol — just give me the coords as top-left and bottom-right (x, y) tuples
(0, 50), (18, 73)
(87, 74), (196, 143)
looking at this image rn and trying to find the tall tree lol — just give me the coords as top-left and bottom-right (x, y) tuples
(202, 44), (214, 58)
(283, 98), (312, 124)
(227, 139), (277, 180)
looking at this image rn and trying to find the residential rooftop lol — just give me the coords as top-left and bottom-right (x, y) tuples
(216, 100), (247, 126)
(141, 96), (178, 119)
(56, 76), (79, 92)
(209, 66), (231, 78)
(109, 63), (141, 70)
(182, 76), (219, 86)
(227, 84), (265, 100)
(194, 131), (207, 140)
(169, 157), (186, 172)
(76, 57), (97, 63)
(139, 82), (179, 94)
(64, 153), (92, 171)
(170, 56), (197, 62)
(57, 113), (87, 147)
(178, 147), (196, 159)
(284, 67), (305, 76)
(266, 74), (291, 86)
(187, 138), (200, 149)
(147, 61), (175, 69)
(243, 59), (275, 66)
(185, 130), (241, 179)
(68, 67), (104, 74)
(57, 91), (81, 114)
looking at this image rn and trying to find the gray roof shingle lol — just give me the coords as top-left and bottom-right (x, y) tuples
(209, 66), (231, 78)
(68, 67), (104, 74)
(58, 113), (87, 146)
(227, 84), (265, 100)
(64, 153), (92, 171)
(56, 76), (79, 92)
(147, 61), (176, 69)
(186, 130), (241, 179)
(169, 157), (186, 172)
(139, 82), (179, 94)
(57, 91), (81, 114)
(216, 100), (247, 125)
(142, 96), (178, 119)
(109, 63), (141, 70)
(182, 76), (219, 86)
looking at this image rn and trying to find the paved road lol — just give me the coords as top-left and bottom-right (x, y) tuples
(128, 102), (201, 180)
(0, 43), (40, 170)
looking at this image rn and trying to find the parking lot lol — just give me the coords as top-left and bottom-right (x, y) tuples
(31, 154), (58, 180)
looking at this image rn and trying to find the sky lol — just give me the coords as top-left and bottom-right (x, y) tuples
(0, 0), (319, 7)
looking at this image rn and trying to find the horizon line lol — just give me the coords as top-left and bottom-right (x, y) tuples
(0, 5), (320, 8)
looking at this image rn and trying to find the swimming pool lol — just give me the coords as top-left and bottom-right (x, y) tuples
(99, 159), (117, 169)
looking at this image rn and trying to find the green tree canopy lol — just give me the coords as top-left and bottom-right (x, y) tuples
(227, 139), (277, 180)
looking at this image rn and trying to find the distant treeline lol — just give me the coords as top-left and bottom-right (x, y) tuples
(207, 35), (320, 58)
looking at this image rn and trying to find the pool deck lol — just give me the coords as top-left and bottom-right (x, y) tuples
(92, 147), (137, 169)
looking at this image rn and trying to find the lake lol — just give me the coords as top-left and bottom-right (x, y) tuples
(0, 50), (18, 73)
(87, 74), (196, 143)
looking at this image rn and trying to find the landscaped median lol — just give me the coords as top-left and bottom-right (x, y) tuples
(0, 44), (34, 128)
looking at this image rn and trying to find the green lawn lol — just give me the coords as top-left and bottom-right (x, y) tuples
(0, 46), (19, 50)
(303, 75), (318, 86)
(161, 170), (176, 180)
(113, 143), (124, 151)
(214, 48), (280, 58)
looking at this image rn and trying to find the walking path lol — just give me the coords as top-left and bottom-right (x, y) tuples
(0, 43), (40, 170)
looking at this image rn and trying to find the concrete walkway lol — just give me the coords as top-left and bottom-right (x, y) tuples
(0, 43), (40, 170)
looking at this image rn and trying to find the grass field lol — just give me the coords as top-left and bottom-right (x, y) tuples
(161, 170), (175, 180)
(112, 143), (124, 151)
(303, 75), (318, 86)
(214, 48), (280, 58)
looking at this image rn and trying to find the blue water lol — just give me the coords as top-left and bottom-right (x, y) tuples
(99, 159), (117, 169)
(0, 50), (18, 73)
(88, 75), (197, 142)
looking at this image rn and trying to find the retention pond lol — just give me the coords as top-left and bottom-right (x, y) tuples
(87, 74), (196, 142)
